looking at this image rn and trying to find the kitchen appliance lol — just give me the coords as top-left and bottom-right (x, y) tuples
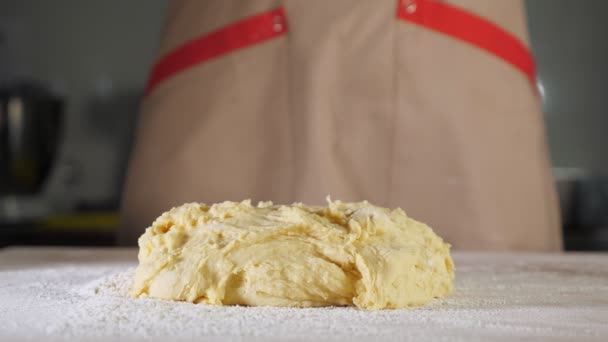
(555, 168), (608, 250)
(0, 81), (64, 222)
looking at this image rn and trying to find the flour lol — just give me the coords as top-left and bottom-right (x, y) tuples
(1, 252), (607, 341)
(77, 268), (135, 298)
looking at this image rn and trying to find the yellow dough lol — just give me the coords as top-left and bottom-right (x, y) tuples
(131, 199), (454, 310)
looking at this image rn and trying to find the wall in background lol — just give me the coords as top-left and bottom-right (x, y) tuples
(526, 0), (608, 175)
(0, 0), (168, 207)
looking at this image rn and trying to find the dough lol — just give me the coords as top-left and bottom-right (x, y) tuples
(131, 199), (454, 309)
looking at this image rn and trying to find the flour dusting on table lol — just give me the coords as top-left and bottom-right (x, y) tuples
(77, 268), (135, 298)
(1, 252), (607, 342)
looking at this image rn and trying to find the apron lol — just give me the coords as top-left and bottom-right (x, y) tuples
(120, 0), (562, 251)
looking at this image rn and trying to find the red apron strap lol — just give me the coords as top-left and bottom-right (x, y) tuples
(397, 0), (537, 88)
(146, 3), (535, 95)
(145, 7), (288, 96)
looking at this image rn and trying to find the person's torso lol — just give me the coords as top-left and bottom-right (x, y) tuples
(120, 0), (561, 250)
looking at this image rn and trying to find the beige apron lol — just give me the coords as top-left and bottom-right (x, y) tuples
(120, 0), (562, 250)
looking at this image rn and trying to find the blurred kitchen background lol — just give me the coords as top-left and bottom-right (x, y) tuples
(1, 0), (607, 250)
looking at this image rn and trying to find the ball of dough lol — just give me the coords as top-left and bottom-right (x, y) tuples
(131, 199), (454, 310)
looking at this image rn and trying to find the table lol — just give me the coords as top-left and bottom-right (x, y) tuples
(1, 247), (607, 341)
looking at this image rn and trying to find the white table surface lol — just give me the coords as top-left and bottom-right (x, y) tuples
(1, 247), (607, 341)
